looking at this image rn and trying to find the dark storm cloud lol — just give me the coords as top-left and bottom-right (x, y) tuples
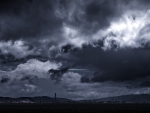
(0, 0), (146, 59)
(85, 0), (119, 30)
(0, 0), (33, 15)
(62, 0), (128, 35)
(1, 0), (150, 82)
(20, 76), (31, 81)
(138, 0), (150, 4)
(57, 45), (150, 82)
(48, 65), (80, 82)
(60, 44), (78, 53)
(80, 75), (90, 83)
(0, 0), (63, 41)
(0, 77), (9, 83)
(140, 80), (150, 87)
(60, 44), (72, 53)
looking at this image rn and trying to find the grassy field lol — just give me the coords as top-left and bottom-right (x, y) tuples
(0, 103), (149, 113)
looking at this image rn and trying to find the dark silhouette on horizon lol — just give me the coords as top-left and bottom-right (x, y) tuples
(0, 94), (149, 104)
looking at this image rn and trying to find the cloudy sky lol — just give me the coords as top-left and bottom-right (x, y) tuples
(1, 0), (150, 100)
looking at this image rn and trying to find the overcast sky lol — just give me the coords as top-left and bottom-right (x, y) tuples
(1, 0), (150, 100)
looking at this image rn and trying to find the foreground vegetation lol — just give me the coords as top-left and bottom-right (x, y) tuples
(0, 103), (150, 113)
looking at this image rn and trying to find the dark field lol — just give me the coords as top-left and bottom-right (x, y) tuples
(0, 103), (150, 113)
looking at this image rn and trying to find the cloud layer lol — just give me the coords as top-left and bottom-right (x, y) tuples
(1, 0), (150, 99)
(0, 59), (149, 100)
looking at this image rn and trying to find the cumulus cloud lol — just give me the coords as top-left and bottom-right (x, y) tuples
(0, 59), (62, 96)
(11, 59), (62, 79)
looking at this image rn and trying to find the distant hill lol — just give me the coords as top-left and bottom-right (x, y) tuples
(84, 94), (150, 103)
(1, 94), (150, 103)
(0, 96), (73, 103)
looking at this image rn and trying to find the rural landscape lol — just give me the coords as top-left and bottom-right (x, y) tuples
(0, 94), (150, 112)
